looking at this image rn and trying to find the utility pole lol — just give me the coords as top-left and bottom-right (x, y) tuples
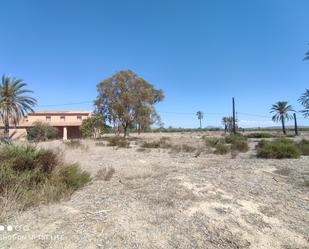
(293, 113), (299, 136)
(232, 97), (236, 134)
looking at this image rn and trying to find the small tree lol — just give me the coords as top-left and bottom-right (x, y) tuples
(27, 121), (58, 141)
(196, 111), (204, 129)
(270, 101), (294, 135)
(222, 116), (234, 133)
(95, 70), (164, 137)
(80, 114), (106, 138)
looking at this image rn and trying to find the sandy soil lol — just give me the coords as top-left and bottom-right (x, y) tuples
(1, 132), (308, 249)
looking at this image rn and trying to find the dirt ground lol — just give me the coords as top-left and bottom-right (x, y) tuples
(1, 132), (309, 249)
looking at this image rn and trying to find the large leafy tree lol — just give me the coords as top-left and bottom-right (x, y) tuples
(270, 101), (294, 135)
(196, 111), (203, 129)
(95, 70), (164, 137)
(0, 75), (37, 137)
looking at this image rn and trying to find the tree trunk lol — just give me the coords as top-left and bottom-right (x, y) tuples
(123, 124), (128, 138)
(138, 124), (141, 135)
(199, 119), (202, 129)
(4, 116), (9, 138)
(281, 119), (286, 135)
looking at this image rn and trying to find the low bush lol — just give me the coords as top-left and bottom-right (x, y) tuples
(56, 164), (91, 191)
(256, 138), (301, 159)
(170, 144), (196, 153)
(231, 139), (249, 152)
(225, 134), (247, 144)
(141, 138), (172, 149)
(296, 139), (309, 156)
(204, 137), (225, 148)
(0, 137), (12, 145)
(225, 134), (249, 153)
(107, 136), (130, 148)
(27, 121), (58, 142)
(0, 144), (90, 221)
(245, 132), (275, 139)
(214, 143), (230, 155)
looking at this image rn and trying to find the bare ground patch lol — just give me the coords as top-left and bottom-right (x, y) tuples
(1, 133), (308, 249)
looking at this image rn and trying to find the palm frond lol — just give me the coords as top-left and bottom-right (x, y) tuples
(0, 75), (37, 129)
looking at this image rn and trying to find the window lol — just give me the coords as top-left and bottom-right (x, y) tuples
(77, 116), (82, 121)
(46, 116), (51, 122)
(60, 116), (65, 121)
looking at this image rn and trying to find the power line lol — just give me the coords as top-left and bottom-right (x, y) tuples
(237, 112), (271, 118)
(34, 100), (309, 122)
(36, 101), (93, 108)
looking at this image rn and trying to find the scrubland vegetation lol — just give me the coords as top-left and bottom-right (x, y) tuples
(27, 121), (58, 141)
(0, 144), (90, 222)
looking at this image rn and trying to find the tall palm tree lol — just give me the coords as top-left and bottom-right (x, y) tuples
(196, 111), (204, 129)
(270, 101), (294, 135)
(0, 75), (37, 137)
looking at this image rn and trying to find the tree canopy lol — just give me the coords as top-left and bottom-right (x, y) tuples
(95, 70), (164, 136)
(0, 75), (37, 137)
(270, 101), (294, 135)
(80, 114), (107, 138)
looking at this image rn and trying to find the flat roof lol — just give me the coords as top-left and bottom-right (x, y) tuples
(29, 110), (92, 115)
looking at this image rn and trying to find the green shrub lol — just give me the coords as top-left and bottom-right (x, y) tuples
(141, 137), (172, 149)
(214, 143), (230, 155)
(80, 114), (108, 138)
(256, 138), (301, 159)
(204, 137), (222, 148)
(0, 144), (91, 221)
(27, 121), (58, 141)
(224, 134), (249, 153)
(107, 136), (130, 148)
(0, 137), (12, 145)
(225, 134), (247, 144)
(56, 164), (91, 191)
(246, 132), (275, 139)
(231, 139), (249, 152)
(0, 144), (58, 174)
(296, 139), (309, 155)
(170, 144), (196, 153)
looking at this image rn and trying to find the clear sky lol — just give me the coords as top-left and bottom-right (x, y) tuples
(1, 0), (308, 128)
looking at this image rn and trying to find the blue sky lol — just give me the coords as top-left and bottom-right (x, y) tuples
(1, 0), (308, 128)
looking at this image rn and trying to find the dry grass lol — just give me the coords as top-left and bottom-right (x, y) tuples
(107, 136), (130, 148)
(95, 141), (106, 147)
(2, 132), (309, 249)
(96, 167), (116, 181)
(63, 140), (89, 150)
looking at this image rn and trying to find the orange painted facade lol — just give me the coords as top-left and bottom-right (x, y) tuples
(1, 110), (92, 140)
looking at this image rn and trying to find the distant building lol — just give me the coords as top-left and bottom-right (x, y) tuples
(1, 110), (92, 140)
